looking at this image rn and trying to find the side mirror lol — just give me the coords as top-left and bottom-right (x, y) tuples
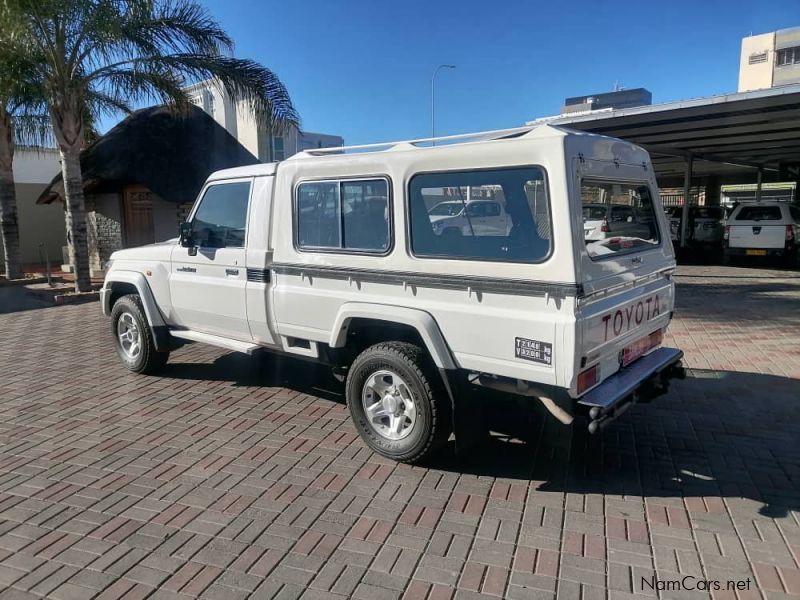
(179, 222), (193, 248)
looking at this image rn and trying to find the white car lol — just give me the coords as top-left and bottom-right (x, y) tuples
(583, 203), (654, 242)
(665, 206), (726, 246)
(101, 124), (684, 464)
(724, 202), (800, 265)
(429, 200), (511, 238)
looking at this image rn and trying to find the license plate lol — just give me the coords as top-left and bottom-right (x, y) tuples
(622, 330), (663, 367)
(746, 249), (767, 256)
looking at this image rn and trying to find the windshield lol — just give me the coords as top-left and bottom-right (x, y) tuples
(581, 180), (660, 259)
(429, 202), (464, 216)
(583, 206), (607, 220)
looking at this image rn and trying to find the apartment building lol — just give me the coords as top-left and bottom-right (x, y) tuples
(184, 80), (343, 162)
(738, 27), (800, 92)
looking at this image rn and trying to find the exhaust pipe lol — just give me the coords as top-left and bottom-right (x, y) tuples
(472, 375), (574, 425)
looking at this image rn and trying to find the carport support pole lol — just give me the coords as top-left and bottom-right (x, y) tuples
(755, 168), (763, 202)
(680, 156), (693, 248)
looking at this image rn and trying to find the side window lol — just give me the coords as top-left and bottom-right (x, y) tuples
(191, 181), (251, 248)
(296, 178), (390, 253)
(296, 182), (341, 248)
(409, 167), (551, 263)
(485, 202), (501, 217)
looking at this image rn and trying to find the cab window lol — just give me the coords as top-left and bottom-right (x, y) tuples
(191, 181), (251, 248)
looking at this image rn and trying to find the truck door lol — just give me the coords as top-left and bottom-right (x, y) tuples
(170, 178), (253, 340)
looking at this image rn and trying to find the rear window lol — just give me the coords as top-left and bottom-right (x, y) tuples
(693, 207), (722, 219)
(581, 180), (660, 259)
(735, 206), (782, 221)
(409, 167), (551, 263)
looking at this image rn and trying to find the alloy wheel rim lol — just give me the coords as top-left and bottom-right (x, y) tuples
(117, 312), (141, 360)
(361, 369), (417, 440)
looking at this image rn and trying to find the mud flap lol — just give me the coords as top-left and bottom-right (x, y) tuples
(439, 369), (487, 454)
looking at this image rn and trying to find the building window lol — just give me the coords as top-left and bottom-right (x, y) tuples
(296, 179), (390, 253)
(748, 51), (768, 65)
(208, 93), (216, 117)
(273, 136), (285, 161)
(777, 46), (800, 66)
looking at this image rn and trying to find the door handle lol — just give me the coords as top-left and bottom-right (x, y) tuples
(631, 256), (643, 264)
(177, 266), (196, 273)
(226, 268), (240, 276)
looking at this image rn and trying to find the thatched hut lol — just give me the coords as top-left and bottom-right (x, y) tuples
(38, 105), (258, 273)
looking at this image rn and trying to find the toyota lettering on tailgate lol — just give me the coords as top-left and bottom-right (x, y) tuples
(601, 295), (663, 342)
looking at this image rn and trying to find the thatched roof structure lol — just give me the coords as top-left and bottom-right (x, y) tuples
(38, 105), (258, 204)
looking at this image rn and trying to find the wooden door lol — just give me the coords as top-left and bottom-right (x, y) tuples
(123, 186), (155, 247)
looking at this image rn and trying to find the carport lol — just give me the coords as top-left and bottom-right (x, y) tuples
(527, 84), (800, 246)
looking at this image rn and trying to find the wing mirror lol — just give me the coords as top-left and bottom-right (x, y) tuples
(179, 222), (194, 248)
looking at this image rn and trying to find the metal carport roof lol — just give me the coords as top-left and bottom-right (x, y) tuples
(526, 84), (800, 187)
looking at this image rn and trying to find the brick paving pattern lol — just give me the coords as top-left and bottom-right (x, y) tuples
(0, 264), (798, 599)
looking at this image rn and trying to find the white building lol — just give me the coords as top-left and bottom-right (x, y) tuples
(0, 147), (64, 270)
(738, 27), (800, 92)
(184, 80), (343, 162)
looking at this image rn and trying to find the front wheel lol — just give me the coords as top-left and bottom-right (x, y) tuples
(111, 294), (169, 374)
(346, 342), (451, 464)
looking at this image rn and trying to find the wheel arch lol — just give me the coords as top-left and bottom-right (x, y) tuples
(103, 271), (169, 351)
(329, 303), (456, 370)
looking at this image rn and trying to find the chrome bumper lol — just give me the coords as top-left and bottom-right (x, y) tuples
(578, 347), (685, 433)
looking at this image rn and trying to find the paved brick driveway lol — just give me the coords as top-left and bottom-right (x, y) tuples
(0, 265), (798, 600)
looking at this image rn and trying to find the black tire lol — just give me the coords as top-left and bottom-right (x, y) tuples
(346, 342), (451, 464)
(110, 294), (169, 374)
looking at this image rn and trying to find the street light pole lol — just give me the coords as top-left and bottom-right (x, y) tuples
(431, 64), (456, 146)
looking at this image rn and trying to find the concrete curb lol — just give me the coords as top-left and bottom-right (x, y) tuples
(0, 276), (49, 287)
(53, 291), (101, 305)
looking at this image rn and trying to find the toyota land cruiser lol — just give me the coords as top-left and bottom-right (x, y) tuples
(101, 124), (685, 463)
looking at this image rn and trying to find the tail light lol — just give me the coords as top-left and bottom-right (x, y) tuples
(577, 365), (599, 395)
(723, 225), (730, 241)
(600, 219), (609, 233)
(786, 225), (794, 242)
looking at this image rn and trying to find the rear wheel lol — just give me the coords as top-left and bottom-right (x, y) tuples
(111, 294), (169, 374)
(346, 342), (451, 464)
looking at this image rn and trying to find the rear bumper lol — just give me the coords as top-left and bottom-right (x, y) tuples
(577, 347), (685, 433)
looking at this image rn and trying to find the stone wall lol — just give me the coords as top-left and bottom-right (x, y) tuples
(84, 193), (122, 275)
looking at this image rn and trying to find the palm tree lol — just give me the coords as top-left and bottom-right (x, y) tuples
(5, 0), (299, 292)
(0, 19), (49, 280)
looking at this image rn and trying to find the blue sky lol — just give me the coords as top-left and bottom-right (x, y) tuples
(192, 0), (796, 145)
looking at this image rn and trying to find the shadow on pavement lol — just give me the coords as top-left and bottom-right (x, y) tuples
(0, 286), (54, 314)
(160, 349), (800, 520)
(430, 369), (799, 519)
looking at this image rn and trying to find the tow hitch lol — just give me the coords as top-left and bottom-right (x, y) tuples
(578, 348), (685, 434)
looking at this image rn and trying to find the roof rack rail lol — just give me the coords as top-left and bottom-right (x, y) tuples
(293, 124), (540, 157)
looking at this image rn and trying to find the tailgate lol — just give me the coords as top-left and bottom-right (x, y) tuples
(729, 224), (785, 249)
(573, 276), (674, 396)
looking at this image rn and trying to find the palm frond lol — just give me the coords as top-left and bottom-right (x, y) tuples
(11, 112), (52, 147)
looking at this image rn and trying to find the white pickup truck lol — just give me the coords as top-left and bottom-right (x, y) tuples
(101, 124), (684, 463)
(724, 202), (800, 266)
